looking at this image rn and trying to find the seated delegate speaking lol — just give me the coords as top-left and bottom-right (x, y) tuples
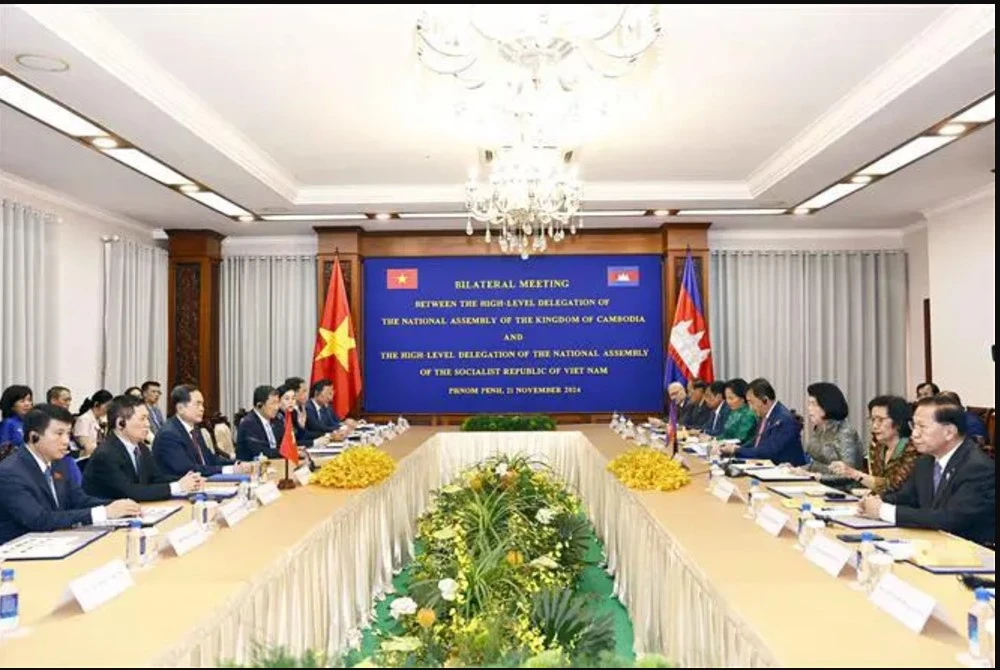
(830, 395), (918, 495)
(718, 378), (806, 466)
(235, 385), (284, 461)
(857, 396), (995, 546)
(83, 395), (204, 502)
(0, 404), (140, 544)
(153, 385), (253, 477)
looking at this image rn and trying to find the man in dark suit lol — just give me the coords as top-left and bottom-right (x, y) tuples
(305, 379), (351, 437)
(721, 378), (806, 466)
(700, 381), (730, 436)
(684, 379), (712, 428)
(0, 404), (140, 545)
(152, 385), (252, 478)
(83, 395), (203, 502)
(859, 396), (995, 545)
(142, 381), (165, 435)
(236, 385), (284, 461)
(285, 376), (325, 445)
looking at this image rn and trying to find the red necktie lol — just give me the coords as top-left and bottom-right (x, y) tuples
(754, 416), (767, 447)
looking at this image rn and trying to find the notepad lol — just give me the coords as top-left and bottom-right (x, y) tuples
(0, 529), (111, 561)
(207, 473), (251, 483)
(909, 540), (996, 574)
(201, 486), (239, 500)
(746, 467), (813, 482)
(307, 444), (344, 457)
(106, 504), (182, 528)
(830, 514), (895, 529)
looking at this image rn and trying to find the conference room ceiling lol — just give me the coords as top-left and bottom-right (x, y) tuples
(0, 4), (995, 235)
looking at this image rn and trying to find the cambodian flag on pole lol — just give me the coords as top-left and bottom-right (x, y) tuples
(664, 250), (715, 387)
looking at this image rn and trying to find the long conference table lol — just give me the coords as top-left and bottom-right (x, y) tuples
(0, 426), (990, 668)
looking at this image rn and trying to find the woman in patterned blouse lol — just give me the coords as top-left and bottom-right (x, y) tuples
(720, 378), (757, 443)
(800, 382), (864, 476)
(830, 395), (917, 494)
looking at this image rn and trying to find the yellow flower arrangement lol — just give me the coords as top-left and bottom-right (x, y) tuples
(607, 447), (691, 492)
(311, 446), (396, 488)
(416, 608), (437, 629)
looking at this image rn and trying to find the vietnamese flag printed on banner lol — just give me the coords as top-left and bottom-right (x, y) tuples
(387, 268), (418, 290)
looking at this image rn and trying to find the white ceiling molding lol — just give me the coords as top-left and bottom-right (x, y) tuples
(295, 180), (752, 206)
(19, 4), (300, 203)
(920, 182), (995, 218)
(746, 3), (995, 197)
(0, 169), (154, 236)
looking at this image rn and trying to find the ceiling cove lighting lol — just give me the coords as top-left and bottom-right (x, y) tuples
(675, 208), (787, 216)
(578, 210), (646, 217)
(259, 214), (368, 222)
(101, 148), (193, 186)
(0, 74), (106, 136)
(857, 136), (957, 176)
(184, 191), (251, 217)
(796, 182), (868, 211)
(951, 94), (995, 123)
(397, 212), (471, 219)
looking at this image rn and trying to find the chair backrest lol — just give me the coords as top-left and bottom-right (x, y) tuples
(213, 423), (235, 459)
(0, 441), (15, 463)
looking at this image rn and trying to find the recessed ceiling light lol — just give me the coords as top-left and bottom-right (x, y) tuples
(674, 208), (787, 216)
(237, 215), (255, 223)
(793, 207), (811, 215)
(0, 75), (104, 136)
(90, 137), (118, 149)
(850, 175), (873, 184)
(260, 214), (367, 222)
(101, 148), (192, 185)
(579, 210), (646, 217)
(952, 95), (995, 123)
(184, 190), (251, 217)
(937, 123), (967, 136)
(653, 209), (670, 216)
(15, 54), (70, 73)
(178, 184), (200, 193)
(397, 212), (470, 219)
(796, 182), (867, 210)
(374, 213), (392, 220)
(857, 136), (956, 176)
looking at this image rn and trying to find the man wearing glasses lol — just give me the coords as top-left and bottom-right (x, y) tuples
(857, 396), (995, 546)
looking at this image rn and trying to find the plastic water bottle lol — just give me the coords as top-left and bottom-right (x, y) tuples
(609, 412), (619, 429)
(0, 568), (18, 635)
(191, 494), (209, 529)
(706, 459), (722, 491)
(744, 478), (761, 517)
(255, 454), (268, 484)
(968, 587), (996, 662)
(125, 520), (145, 570)
(855, 531), (875, 592)
(796, 503), (814, 549)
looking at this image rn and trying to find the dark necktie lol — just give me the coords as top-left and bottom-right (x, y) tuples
(932, 461), (943, 494)
(190, 428), (206, 465)
(45, 466), (60, 507)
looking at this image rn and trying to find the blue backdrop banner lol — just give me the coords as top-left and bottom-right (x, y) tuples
(363, 255), (664, 414)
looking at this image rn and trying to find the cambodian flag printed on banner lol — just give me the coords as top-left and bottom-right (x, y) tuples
(664, 251), (714, 386)
(607, 266), (640, 287)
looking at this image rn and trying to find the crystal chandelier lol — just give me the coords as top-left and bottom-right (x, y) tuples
(465, 145), (583, 259)
(415, 4), (664, 146)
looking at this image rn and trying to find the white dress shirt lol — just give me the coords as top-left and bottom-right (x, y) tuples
(27, 446), (107, 525)
(178, 417), (234, 474)
(118, 434), (184, 497)
(879, 440), (962, 524)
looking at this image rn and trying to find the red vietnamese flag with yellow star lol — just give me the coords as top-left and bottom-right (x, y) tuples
(311, 257), (361, 419)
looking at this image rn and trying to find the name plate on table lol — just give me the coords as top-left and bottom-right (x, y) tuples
(57, 559), (134, 613)
(755, 504), (793, 537)
(166, 521), (209, 557)
(711, 479), (739, 502)
(293, 466), (312, 486)
(869, 573), (956, 634)
(805, 534), (853, 577)
(218, 500), (249, 528)
(255, 481), (282, 506)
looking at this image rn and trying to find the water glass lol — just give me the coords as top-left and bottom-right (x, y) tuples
(866, 552), (894, 594)
(750, 492), (770, 519)
(800, 519), (825, 550)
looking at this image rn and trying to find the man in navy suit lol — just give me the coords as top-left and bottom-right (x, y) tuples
(859, 397), (995, 545)
(84, 395), (203, 502)
(700, 381), (730, 436)
(305, 379), (353, 438)
(152, 385), (253, 478)
(0, 404), (140, 545)
(235, 385), (284, 461)
(720, 378), (806, 466)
